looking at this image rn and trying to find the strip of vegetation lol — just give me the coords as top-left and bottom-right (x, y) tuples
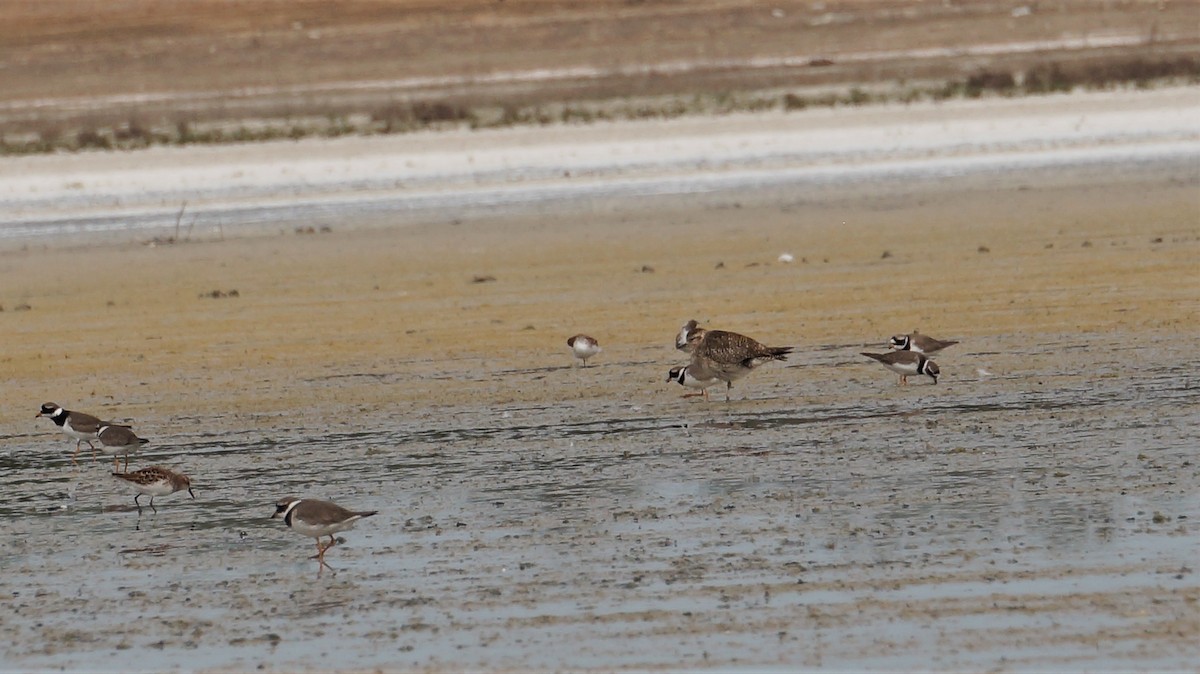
(1, 54), (1196, 156)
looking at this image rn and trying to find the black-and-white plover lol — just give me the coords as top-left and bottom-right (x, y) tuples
(862, 350), (940, 385)
(666, 365), (720, 401)
(37, 402), (108, 462)
(272, 497), (378, 573)
(889, 332), (958, 354)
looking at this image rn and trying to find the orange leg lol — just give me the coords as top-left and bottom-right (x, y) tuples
(314, 536), (337, 572)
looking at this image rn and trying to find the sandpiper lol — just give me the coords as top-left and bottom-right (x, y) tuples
(567, 334), (602, 366)
(112, 466), (194, 513)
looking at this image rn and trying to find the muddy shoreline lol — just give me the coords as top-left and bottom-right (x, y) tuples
(1, 95), (1198, 670)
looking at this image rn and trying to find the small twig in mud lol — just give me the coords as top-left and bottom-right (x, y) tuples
(174, 201), (187, 240)
(119, 544), (171, 555)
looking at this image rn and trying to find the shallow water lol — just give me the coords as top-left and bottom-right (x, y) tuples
(2, 331), (1196, 671)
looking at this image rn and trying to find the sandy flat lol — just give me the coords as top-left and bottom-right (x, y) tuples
(1, 89), (1196, 423)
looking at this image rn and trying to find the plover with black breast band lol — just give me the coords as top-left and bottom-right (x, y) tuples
(862, 350), (940, 385)
(272, 497), (378, 573)
(889, 332), (958, 354)
(666, 365), (720, 401)
(37, 402), (107, 462)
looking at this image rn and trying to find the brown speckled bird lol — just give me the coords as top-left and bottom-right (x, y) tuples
(112, 466), (194, 513)
(686, 329), (792, 401)
(567, 334), (602, 366)
(675, 319), (707, 353)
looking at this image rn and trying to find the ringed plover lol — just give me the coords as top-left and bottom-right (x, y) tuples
(889, 332), (958, 354)
(97, 424), (150, 472)
(862, 351), (940, 385)
(666, 365), (720, 401)
(37, 402), (107, 461)
(272, 497), (378, 573)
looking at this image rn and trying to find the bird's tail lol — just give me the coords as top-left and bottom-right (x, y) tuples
(767, 346), (793, 361)
(860, 352), (887, 363)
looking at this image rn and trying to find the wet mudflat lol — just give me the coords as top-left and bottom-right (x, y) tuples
(1, 328), (1196, 671)
(1, 97), (1198, 669)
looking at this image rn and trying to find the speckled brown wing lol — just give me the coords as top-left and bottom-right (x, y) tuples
(693, 330), (791, 366)
(114, 467), (155, 486)
(115, 466), (172, 486)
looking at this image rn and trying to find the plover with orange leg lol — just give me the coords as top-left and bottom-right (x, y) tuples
(567, 334), (602, 366)
(862, 351), (940, 386)
(112, 466), (194, 514)
(272, 497), (378, 574)
(98, 424), (149, 472)
(37, 402), (105, 462)
(889, 332), (958, 354)
(686, 329), (792, 401)
(667, 365), (719, 401)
